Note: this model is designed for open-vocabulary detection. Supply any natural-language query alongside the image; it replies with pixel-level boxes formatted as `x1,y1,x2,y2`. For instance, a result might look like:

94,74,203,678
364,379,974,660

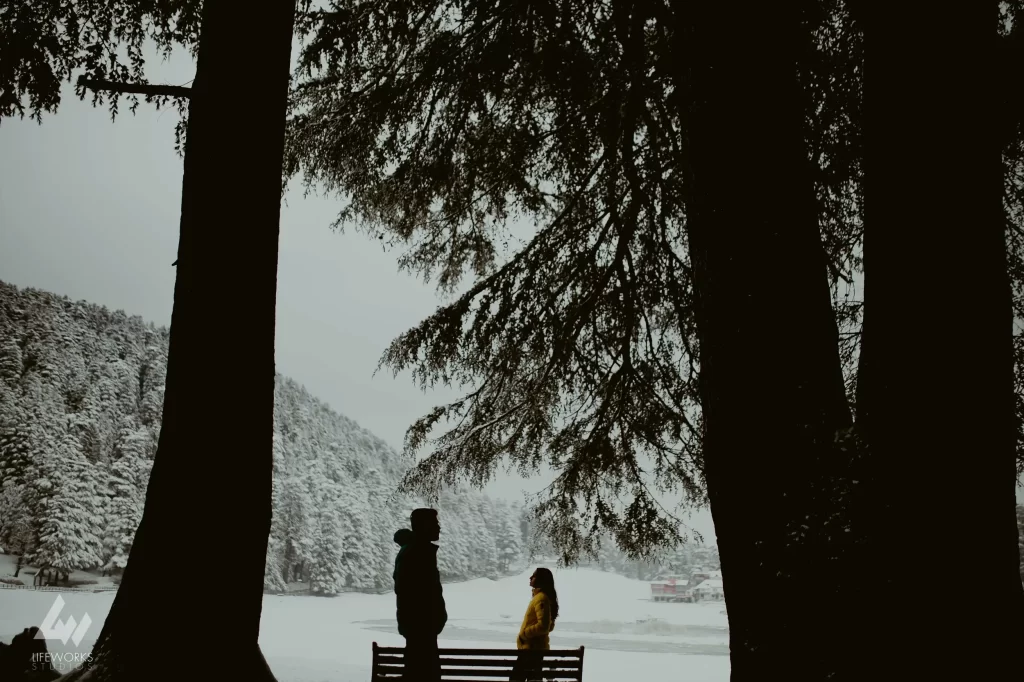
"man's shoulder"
407,540,439,554
399,541,438,565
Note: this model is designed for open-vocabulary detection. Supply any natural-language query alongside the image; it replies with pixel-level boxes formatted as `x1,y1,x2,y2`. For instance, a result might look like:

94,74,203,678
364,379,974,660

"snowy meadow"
0,567,730,682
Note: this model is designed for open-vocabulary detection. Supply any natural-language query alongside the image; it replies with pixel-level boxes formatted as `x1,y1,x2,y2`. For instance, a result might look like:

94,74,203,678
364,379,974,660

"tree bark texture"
853,3,1024,680
63,1,297,679
679,3,854,679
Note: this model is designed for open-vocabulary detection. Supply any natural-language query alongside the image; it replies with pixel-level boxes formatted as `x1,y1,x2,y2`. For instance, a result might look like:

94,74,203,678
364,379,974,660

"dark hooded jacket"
393,531,447,638
393,528,413,581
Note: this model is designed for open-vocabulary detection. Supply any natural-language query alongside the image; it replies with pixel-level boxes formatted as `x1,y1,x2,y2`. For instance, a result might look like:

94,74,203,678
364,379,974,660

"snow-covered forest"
526,522,722,582
0,280,530,595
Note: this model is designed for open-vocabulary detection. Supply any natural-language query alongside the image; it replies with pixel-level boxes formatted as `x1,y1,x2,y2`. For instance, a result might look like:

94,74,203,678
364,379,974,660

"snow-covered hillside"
0,567,730,682
0,280,528,596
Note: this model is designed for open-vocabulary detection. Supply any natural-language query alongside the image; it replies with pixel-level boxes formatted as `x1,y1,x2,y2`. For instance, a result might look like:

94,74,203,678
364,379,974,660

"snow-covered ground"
0,566,730,682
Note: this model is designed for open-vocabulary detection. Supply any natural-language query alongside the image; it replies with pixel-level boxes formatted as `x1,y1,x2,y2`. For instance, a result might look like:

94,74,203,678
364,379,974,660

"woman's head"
531,567,555,591
529,567,559,621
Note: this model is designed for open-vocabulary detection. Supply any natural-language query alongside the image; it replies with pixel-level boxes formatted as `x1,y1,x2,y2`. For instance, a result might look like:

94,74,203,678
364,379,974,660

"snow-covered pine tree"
0,335,22,384
265,431,289,589
337,483,377,589
77,370,122,464
137,332,168,432
0,479,35,563
279,474,316,582
469,495,499,578
494,502,523,574
436,489,473,579
31,430,104,578
308,484,346,595
264,534,288,592
101,427,152,573
363,468,401,589
0,422,35,485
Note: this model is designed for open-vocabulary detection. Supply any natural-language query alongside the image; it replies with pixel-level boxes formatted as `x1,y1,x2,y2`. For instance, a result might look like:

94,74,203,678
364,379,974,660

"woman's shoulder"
531,590,549,603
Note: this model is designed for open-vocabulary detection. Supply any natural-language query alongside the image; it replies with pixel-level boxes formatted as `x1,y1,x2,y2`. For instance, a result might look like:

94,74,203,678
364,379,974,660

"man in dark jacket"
394,508,447,681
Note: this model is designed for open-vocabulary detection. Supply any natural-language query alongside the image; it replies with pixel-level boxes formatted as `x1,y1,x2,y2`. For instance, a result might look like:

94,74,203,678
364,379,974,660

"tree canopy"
286,0,1024,561
286,0,862,561
0,0,201,147
5,0,1024,564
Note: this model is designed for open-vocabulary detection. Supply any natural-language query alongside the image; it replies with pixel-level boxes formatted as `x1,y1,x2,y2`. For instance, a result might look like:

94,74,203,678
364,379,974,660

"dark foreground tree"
1003,2,1024,482
288,1,862,678
290,0,711,557
851,3,1024,680
681,3,855,678
75,5,294,681
289,0,861,554
4,0,300,678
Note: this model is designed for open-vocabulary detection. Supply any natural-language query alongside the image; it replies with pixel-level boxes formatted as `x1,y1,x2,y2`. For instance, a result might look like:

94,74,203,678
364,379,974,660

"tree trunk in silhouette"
64,1,296,680
679,3,853,679
852,4,1024,680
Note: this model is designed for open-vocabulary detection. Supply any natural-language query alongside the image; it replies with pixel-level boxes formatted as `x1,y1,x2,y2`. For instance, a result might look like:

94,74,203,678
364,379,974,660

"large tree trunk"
852,4,1024,680
64,1,297,680
680,3,854,679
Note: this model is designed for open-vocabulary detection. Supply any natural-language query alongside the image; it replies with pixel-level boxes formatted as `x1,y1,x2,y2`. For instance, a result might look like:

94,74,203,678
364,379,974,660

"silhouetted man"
394,508,447,682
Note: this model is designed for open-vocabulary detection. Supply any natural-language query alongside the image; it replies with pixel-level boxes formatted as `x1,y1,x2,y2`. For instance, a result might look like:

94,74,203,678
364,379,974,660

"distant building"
692,578,725,602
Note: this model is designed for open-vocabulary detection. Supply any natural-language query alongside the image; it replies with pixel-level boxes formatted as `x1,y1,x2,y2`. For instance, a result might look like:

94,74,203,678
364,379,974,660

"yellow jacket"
516,588,555,650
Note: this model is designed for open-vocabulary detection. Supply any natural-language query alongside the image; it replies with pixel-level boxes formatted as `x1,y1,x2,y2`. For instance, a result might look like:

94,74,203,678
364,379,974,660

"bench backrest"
371,643,585,681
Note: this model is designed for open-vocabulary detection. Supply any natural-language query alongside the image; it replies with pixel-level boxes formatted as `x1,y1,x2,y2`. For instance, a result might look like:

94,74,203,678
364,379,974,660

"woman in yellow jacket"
511,568,559,681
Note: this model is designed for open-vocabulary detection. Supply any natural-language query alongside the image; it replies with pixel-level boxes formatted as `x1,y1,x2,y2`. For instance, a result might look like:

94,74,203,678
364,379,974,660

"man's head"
410,508,440,542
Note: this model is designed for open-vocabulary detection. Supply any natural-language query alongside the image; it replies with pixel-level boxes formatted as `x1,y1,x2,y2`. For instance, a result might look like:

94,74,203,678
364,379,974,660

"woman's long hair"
534,568,559,622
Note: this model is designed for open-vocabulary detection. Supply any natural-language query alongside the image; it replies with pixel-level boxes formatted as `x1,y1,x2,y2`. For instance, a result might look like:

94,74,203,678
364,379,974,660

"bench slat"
371,642,585,681
374,655,585,663
374,647,583,657
376,666,580,677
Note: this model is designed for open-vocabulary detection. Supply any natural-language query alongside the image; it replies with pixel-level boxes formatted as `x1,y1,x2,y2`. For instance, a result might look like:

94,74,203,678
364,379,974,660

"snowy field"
0,566,730,682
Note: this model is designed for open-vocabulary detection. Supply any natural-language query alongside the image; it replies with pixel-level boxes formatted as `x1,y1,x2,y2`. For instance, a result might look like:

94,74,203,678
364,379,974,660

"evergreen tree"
0,423,35,485
31,431,104,576
101,438,150,573
5,0,298,672
281,474,317,582
337,484,377,589
495,503,523,573
284,1,1024,674
0,336,22,384
138,335,168,431
264,535,288,593
309,493,346,595
847,4,1024,678
471,496,500,578
0,479,35,566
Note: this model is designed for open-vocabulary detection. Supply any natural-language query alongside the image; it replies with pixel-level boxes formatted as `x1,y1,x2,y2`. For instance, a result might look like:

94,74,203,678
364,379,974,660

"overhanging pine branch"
77,77,192,99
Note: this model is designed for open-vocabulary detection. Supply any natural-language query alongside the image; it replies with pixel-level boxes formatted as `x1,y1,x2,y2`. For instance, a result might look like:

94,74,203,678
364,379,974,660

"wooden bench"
371,643,586,682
